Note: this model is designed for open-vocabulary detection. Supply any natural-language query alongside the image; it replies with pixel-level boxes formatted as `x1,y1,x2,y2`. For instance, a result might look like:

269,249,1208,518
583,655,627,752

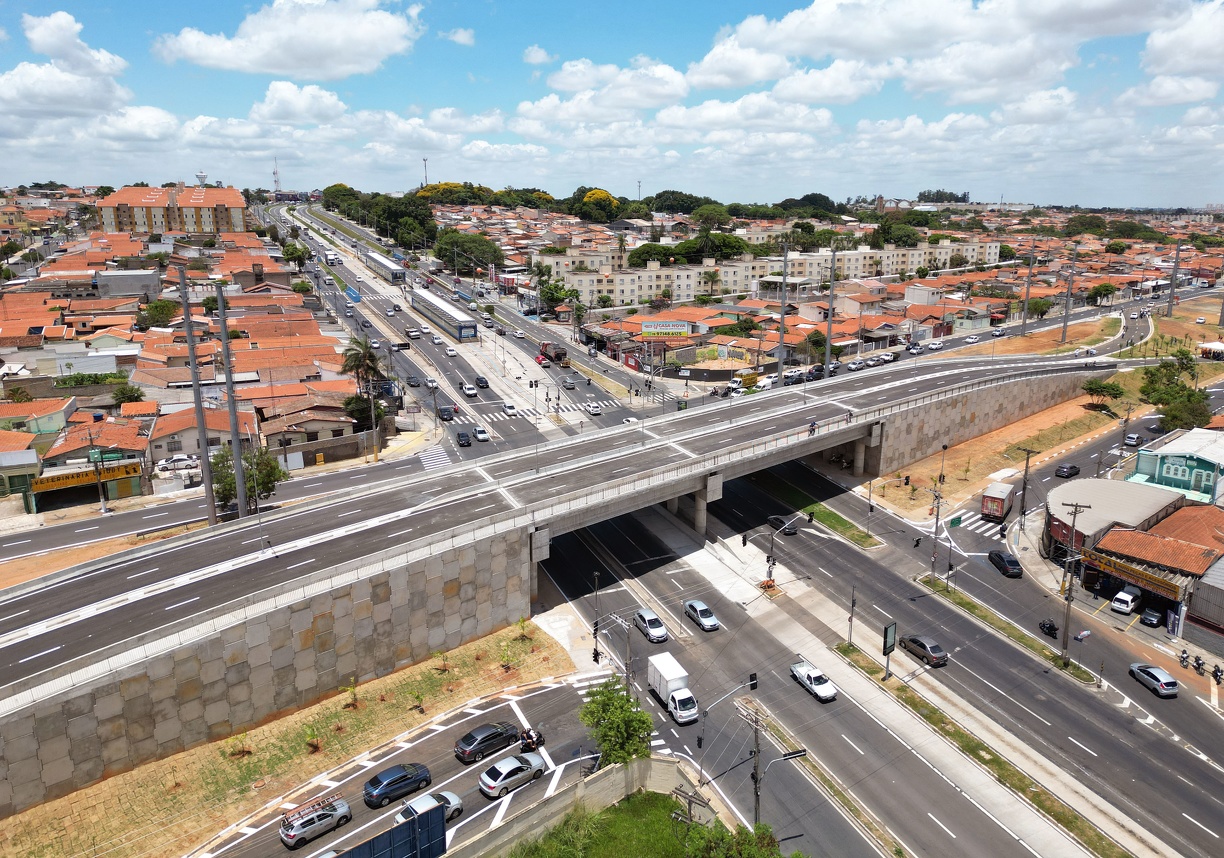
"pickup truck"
790,658,838,702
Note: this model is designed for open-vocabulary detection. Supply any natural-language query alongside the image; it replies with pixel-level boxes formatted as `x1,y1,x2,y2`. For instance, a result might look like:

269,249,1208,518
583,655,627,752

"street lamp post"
86,427,110,514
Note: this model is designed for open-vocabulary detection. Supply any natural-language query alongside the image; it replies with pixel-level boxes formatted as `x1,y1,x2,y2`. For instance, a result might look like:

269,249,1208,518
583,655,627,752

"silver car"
634,608,668,642
683,599,719,631
478,752,545,798
1129,663,1178,698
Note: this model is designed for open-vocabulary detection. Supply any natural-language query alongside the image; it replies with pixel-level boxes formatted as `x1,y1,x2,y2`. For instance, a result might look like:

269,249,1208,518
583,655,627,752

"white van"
753,377,774,391
1111,585,1142,615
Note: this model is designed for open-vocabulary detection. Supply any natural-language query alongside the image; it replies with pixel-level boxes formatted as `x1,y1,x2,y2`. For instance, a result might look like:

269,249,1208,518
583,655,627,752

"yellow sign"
1081,547,1184,600
32,462,142,493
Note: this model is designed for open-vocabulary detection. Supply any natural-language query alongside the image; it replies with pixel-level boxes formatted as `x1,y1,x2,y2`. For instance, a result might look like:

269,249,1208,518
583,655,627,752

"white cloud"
0,12,131,118
995,87,1077,125
350,109,462,150
460,140,549,162
517,92,622,124
1118,75,1218,108
90,106,181,142
427,107,504,134
523,45,556,65
601,58,689,109
685,35,791,88
772,59,899,104
249,81,348,123
1143,0,1224,77
547,58,620,91
904,36,1079,103
1181,104,1222,126
441,28,475,46
155,0,425,80
655,92,834,134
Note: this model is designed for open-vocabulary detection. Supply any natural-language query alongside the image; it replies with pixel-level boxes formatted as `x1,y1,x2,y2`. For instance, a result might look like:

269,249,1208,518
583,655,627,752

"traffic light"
741,534,748,547
948,562,954,572
904,475,910,486
592,648,600,663
748,672,758,690
914,537,922,548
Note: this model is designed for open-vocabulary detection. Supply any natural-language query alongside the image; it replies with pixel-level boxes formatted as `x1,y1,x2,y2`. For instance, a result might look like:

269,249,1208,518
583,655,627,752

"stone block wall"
0,524,531,817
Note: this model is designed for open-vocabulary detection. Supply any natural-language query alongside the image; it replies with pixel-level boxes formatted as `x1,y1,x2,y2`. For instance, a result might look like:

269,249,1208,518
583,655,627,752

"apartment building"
98,184,246,235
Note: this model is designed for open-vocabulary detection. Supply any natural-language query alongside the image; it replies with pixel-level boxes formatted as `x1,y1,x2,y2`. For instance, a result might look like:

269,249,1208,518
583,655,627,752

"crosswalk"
481,398,625,422
947,509,1007,539
418,446,452,471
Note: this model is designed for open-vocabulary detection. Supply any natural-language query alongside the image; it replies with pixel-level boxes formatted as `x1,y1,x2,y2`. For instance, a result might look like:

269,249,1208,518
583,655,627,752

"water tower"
195,170,208,187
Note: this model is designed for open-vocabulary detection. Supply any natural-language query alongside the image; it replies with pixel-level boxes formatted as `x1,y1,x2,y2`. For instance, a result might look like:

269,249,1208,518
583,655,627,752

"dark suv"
362,763,431,807
988,550,1023,578
455,721,520,763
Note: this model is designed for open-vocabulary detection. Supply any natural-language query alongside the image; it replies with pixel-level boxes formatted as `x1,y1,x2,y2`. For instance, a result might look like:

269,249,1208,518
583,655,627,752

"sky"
1,0,1223,209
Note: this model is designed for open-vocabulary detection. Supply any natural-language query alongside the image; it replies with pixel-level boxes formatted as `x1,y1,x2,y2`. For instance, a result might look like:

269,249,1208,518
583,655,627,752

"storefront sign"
1081,547,1184,600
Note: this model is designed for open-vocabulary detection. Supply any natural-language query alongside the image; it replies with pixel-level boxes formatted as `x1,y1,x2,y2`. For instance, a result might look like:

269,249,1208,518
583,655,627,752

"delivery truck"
981,482,1015,522
647,652,698,724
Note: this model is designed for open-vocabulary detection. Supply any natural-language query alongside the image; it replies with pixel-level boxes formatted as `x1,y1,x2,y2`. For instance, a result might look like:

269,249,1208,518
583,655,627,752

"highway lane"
547,516,1041,857
722,468,1224,856
0,359,1101,686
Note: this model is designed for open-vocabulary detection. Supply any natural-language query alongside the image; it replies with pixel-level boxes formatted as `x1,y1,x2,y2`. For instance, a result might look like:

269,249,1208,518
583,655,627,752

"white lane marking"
301,482,322,487
841,735,864,755
928,812,956,838
142,512,170,519
125,567,160,580
955,663,1051,726
164,597,199,612
873,605,892,618
1182,813,1219,838
74,526,99,533
1068,736,1098,757
337,509,363,517
0,609,30,623
18,645,61,664
1,539,31,547
818,567,832,577
285,559,314,570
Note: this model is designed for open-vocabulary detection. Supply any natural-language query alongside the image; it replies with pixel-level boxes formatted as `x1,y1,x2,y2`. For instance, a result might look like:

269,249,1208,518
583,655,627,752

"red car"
535,355,551,367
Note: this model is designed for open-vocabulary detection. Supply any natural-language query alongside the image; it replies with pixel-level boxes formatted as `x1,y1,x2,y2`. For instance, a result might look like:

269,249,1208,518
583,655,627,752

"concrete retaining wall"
0,525,531,817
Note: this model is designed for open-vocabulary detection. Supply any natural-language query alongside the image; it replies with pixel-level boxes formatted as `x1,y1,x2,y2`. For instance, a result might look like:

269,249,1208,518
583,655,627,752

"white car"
472,427,491,442
420,324,432,333
425,377,438,389
445,346,457,357
432,335,444,345
156,454,198,472
513,330,526,338
502,402,519,417
370,339,381,349
965,335,981,344
926,341,943,350
584,402,602,416
355,276,363,282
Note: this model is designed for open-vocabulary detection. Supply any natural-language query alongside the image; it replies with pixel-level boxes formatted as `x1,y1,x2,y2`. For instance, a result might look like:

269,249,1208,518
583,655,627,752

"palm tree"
341,336,384,388
701,269,721,297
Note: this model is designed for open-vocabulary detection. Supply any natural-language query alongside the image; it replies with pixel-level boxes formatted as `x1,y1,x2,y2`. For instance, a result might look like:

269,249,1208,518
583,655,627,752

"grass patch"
750,471,880,548
1081,317,1121,345
835,644,1131,858
506,793,697,858
915,573,1096,683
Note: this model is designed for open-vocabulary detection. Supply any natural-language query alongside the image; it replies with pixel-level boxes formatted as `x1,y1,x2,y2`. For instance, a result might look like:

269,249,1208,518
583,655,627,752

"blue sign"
345,286,361,302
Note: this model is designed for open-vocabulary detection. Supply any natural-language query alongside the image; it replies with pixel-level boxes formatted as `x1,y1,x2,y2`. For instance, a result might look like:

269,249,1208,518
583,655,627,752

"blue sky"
2,1,1222,208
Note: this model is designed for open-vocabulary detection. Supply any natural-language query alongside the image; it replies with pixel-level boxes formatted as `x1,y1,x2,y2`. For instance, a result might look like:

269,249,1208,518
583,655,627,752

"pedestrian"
808,421,816,436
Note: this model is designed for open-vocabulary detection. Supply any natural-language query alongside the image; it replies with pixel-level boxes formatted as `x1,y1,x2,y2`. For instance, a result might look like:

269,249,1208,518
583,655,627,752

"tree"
433,230,504,274
1064,214,1107,236
1081,379,1123,409
341,335,385,389
344,394,385,433
999,244,1017,261
577,678,654,765
137,299,178,329
112,383,145,405
1087,283,1117,305
201,295,222,315
5,386,33,403
701,269,721,297
688,821,803,858
95,185,115,198
916,266,929,278
1,240,21,257
282,241,307,271
596,294,614,308
1027,298,1053,319
627,243,680,267
211,445,288,513
691,203,731,230
948,253,970,269
1105,239,1128,256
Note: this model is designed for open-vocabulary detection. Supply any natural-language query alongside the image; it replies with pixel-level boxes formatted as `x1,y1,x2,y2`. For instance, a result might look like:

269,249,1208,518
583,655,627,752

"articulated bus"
410,288,479,342
366,250,407,284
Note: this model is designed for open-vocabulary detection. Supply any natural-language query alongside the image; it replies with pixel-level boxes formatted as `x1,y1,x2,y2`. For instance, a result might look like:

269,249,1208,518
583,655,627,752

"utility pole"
422,158,428,187
1060,502,1091,667
743,706,764,826
1060,242,1079,343
178,263,218,525
848,583,857,645
823,247,837,374
214,282,247,517
1020,234,1036,337
1166,241,1181,319
1019,446,1039,529
86,426,109,514
592,569,601,664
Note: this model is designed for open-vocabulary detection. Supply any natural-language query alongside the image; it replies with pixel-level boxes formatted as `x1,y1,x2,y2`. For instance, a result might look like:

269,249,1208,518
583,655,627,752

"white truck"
790,657,838,702
647,652,698,724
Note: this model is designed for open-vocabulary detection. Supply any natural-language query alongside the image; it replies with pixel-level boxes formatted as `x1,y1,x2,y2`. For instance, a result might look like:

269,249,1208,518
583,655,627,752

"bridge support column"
693,472,724,536
666,497,679,516
853,439,867,477
530,526,551,603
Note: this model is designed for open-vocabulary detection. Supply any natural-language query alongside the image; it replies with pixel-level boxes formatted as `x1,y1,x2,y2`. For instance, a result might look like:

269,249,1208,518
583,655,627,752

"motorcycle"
1213,665,1223,686
1194,655,1205,676
1038,618,1058,638
520,730,545,753
1179,649,1190,668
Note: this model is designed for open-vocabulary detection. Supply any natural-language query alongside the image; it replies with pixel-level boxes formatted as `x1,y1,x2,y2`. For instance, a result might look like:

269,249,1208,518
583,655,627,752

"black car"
988,549,1023,578
455,721,520,763
474,376,489,389
362,763,431,808
767,515,797,535
361,319,372,328
406,375,421,387
1054,463,1080,478
456,431,472,447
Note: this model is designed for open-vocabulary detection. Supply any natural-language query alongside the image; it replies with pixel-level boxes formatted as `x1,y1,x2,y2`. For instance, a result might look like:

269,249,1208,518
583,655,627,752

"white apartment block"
99,184,246,235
